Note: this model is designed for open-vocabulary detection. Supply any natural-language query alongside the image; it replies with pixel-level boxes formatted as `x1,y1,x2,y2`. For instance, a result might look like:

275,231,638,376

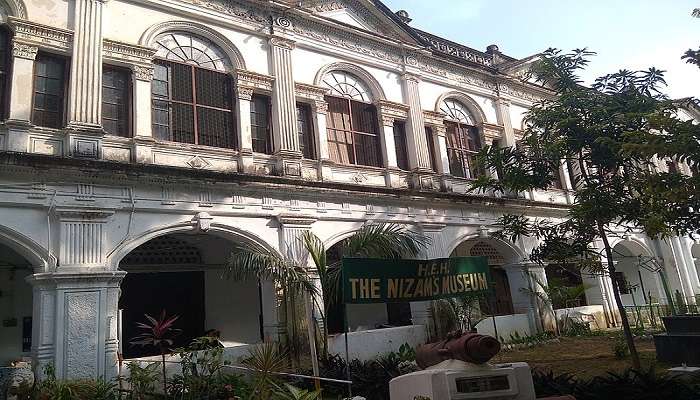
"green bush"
533,368,700,400
612,334,629,359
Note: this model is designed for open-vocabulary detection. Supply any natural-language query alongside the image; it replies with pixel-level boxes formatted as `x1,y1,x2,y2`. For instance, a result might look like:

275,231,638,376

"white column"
132,65,154,164
494,98,516,147
417,223,448,339
504,263,546,334
379,114,399,169
679,237,700,298
5,42,37,152
29,208,123,380
670,237,696,303
67,0,105,132
236,86,254,173
269,37,299,155
313,101,330,160
434,124,451,176
401,73,431,171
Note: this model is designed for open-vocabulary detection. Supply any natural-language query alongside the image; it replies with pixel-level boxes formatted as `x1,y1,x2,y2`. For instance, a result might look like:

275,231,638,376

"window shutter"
32,54,67,129
102,66,131,137
393,121,409,170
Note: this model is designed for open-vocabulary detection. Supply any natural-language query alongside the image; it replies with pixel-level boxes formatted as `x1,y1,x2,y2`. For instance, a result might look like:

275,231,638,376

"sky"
382,0,700,99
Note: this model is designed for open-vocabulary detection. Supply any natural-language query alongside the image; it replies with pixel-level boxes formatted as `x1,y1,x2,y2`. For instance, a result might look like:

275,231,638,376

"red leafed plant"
130,310,181,393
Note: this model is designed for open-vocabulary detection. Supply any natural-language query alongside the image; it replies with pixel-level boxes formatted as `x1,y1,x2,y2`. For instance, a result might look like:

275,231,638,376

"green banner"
342,257,492,304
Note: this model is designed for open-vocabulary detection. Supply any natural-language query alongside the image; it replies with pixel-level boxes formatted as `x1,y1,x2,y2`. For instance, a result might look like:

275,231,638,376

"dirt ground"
491,335,660,379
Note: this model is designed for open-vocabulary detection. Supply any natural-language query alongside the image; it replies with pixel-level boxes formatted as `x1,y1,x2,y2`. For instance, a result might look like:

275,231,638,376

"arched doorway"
612,241,660,307
118,233,266,359
0,242,34,365
325,241,413,334
451,239,517,316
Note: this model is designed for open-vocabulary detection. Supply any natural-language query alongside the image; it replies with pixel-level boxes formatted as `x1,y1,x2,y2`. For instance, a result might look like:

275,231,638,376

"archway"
612,240,660,307
117,232,268,359
0,242,34,365
324,240,412,334
451,238,520,316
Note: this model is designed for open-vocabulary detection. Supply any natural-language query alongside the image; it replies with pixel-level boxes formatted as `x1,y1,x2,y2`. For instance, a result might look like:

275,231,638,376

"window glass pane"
102,66,130,137
0,29,8,119
250,95,271,154
172,103,195,144
171,63,193,103
197,107,234,149
32,54,65,128
393,121,409,170
195,68,232,109
296,103,315,159
326,97,354,164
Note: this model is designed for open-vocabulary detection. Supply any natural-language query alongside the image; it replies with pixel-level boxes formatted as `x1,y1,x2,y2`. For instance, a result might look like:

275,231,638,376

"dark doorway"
119,271,205,358
481,268,514,316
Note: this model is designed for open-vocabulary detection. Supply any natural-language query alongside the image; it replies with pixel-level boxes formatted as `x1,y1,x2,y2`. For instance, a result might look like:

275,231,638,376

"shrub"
612,334,629,359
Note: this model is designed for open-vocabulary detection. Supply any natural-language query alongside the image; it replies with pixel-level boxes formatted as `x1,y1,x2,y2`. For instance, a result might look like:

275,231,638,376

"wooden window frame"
445,121,482,178
102,64,132,137
151,59,236,149
296,102,316,159
31,53,69,129
325,96,383,168
393,120,409,170
250,94,272,155
425,126,438,172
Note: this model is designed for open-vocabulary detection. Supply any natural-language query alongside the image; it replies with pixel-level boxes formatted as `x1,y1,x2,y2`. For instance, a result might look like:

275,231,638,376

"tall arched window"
441,99,482,178
0,27,10,119
151,32,236,149
323,71,382,167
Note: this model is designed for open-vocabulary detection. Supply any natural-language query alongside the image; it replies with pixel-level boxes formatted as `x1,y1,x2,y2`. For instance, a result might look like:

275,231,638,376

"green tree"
472,49,700,369
225,224,429,356
685,8,700,67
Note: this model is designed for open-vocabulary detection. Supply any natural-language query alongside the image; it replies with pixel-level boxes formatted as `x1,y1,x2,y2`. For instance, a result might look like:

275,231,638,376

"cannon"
415,331,501,369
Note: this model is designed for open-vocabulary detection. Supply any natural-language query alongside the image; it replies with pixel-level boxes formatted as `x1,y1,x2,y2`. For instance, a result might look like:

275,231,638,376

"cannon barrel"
416,332,501,369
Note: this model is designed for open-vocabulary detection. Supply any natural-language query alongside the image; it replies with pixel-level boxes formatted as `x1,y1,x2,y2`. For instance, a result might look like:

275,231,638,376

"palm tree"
225,223,429,355
693,8,700,17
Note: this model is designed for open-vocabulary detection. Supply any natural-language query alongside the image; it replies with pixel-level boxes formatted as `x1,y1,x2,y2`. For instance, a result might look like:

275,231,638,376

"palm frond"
341,223,430,259
302,231,326,273
225,247,318,296
693,8,700,17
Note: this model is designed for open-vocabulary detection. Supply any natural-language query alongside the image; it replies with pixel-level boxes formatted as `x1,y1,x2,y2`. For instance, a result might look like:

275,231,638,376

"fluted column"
434,124,451,176
269,37,299,154
379,113,399,169
401,73,431,171
67,0,105,132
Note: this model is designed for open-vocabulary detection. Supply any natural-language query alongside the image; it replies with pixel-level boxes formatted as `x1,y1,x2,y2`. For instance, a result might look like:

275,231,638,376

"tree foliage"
472,48,700,369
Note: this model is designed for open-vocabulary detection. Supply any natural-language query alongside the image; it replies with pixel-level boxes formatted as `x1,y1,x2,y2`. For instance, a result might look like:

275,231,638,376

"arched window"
0,26,10,119
151,32,236,149
441,99,482,178
323,71,382,167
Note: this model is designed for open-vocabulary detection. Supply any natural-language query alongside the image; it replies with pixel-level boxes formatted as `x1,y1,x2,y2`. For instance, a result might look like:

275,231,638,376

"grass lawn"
491,334,662,379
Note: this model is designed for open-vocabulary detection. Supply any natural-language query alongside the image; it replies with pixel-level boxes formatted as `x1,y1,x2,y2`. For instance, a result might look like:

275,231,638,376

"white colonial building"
0,0,698,381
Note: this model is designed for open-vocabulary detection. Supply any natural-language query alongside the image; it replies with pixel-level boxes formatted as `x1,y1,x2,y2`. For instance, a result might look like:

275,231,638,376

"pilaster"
377,100,407,188
503,263,546,334
67,0,106,133
5,41,37,152
294,82,331,180
494,98,516,147
55,207,114,269
401,73,431,171
269,37,302,176
236,86,255,173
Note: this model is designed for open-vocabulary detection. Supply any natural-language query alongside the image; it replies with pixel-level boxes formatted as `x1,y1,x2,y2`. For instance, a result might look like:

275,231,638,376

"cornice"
295,82,328,102
103,39,156,66
8,17,73,53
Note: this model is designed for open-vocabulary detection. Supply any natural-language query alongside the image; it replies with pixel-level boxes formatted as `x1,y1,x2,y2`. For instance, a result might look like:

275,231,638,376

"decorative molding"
269,36,295,50
236,70,275,92
314,62,386,101
139,19,247,70
9,17,73,53
103,39,155,66
11,40,37,59
423,110,446,126
416,31,493,67
378,100,409,120
295,82,328,102
186,155,212,169
237,86,254,101
133,65,155,82
276,214,317,227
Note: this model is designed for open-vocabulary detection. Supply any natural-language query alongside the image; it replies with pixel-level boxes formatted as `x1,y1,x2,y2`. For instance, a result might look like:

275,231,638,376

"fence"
623,304,700,330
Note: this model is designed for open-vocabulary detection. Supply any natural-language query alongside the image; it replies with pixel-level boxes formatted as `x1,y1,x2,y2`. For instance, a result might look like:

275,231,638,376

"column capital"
133,65,154,82
276,214,317,228
12,40,38,60
269,36,296,51
402,72,422,83
237,85,254,101
314,100,328,114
